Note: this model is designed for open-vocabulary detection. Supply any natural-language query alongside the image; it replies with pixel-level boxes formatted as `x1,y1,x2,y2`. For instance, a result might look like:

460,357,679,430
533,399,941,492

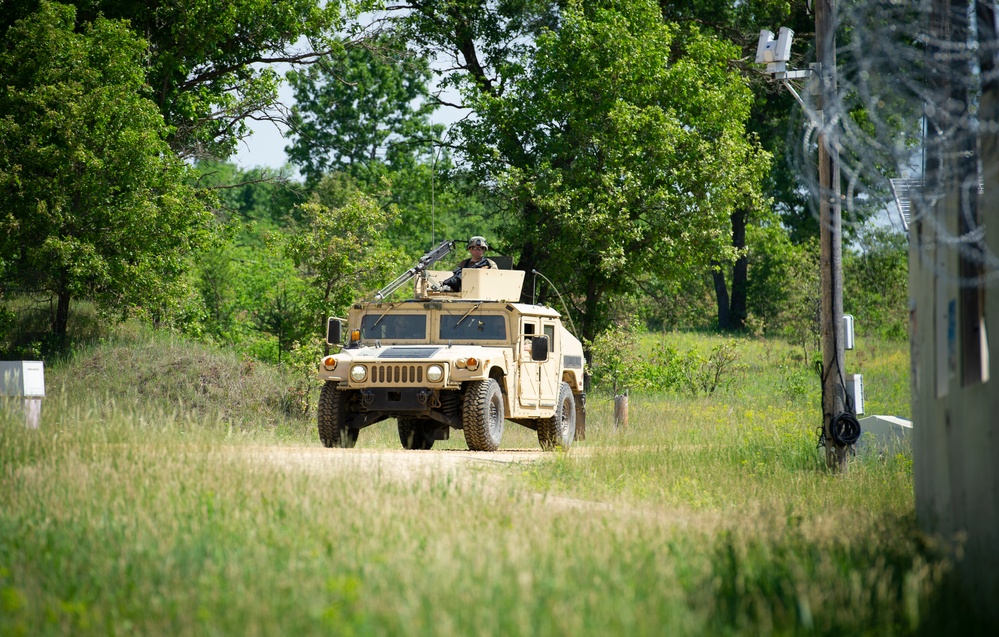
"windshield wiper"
453,303,482,329
370,303,399,329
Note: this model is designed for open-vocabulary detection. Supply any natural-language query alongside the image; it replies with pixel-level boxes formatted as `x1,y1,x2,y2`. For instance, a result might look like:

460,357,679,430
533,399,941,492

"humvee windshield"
439,314,507,341
360,314,427,340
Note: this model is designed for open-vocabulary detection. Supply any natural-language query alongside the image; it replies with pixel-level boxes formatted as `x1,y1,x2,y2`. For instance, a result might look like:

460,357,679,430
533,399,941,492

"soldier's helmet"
467,236,489,250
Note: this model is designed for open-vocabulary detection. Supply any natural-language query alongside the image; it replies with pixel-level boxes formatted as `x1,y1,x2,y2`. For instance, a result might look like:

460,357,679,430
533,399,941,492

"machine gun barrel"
374,240,454,300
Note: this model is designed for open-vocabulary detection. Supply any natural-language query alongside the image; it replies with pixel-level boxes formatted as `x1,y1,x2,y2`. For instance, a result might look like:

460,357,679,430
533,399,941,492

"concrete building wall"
910,49,999,611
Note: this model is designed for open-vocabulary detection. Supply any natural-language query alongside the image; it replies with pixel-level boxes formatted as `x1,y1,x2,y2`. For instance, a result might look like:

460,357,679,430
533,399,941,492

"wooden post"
815,0,849,469
614,390,629,429
23,397,41,429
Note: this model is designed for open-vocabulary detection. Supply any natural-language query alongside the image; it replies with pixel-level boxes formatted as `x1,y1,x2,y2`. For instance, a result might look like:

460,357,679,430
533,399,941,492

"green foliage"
586,321,643,394
282,337,326,416
182,241,314,362
378,162,502,259
195,161,306,238
285,173,404,320
0,2,214,339
286,35,442,184
845,226,909,340
589,327,745,397
452,0,769,340
23,0,356,159
740,225,826,356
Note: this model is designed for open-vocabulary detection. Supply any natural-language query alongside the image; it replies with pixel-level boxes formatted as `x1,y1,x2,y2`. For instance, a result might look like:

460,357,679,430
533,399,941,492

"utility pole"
756,4,858,469
815,0,849,469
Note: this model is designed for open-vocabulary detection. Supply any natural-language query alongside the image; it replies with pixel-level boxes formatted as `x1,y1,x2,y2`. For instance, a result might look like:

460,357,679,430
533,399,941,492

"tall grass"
1,327,991,635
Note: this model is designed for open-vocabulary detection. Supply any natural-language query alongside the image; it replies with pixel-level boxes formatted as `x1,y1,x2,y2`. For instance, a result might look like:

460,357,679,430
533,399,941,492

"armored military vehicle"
317,241,586,451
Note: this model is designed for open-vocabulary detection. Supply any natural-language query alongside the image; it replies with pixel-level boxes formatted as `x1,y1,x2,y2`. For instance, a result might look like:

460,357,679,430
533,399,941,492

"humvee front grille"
370,364,424,385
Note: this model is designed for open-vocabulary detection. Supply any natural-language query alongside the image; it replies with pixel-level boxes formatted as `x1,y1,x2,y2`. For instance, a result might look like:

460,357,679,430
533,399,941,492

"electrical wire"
830,411,862,446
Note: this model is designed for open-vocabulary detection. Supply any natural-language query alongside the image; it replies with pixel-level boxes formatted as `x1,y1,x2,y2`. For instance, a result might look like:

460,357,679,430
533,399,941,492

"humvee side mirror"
531,335,550,361
326,317,342,345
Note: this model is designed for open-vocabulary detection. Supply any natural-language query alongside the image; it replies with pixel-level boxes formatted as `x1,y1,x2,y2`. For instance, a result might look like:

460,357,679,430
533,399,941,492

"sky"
231,80,296,172
232,117,292,171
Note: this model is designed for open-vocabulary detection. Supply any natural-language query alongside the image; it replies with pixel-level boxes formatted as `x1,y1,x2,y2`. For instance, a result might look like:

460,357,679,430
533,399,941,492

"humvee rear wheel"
538,382,576,451
462,378,504,451
318,382,358,448
398,418,436,450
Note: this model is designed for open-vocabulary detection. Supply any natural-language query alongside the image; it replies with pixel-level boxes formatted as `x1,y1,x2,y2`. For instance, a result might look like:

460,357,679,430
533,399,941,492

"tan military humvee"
317,263,586,451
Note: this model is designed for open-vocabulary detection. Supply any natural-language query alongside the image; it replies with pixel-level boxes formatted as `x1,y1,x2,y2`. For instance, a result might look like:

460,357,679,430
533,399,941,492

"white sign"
0,361,46,397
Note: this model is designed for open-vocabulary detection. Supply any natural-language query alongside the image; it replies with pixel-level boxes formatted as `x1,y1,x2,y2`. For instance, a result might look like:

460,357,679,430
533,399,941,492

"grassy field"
0,325,989,635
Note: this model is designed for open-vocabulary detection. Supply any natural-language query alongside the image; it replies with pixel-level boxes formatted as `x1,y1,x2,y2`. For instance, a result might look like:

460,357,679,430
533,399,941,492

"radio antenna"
531,269,578,338
431,140,437,245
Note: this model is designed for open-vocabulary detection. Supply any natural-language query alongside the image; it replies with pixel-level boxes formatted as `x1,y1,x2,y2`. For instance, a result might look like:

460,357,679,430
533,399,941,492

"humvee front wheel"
398,418,436,450
318,382,358,448
538,382,576,451
462,378,504,451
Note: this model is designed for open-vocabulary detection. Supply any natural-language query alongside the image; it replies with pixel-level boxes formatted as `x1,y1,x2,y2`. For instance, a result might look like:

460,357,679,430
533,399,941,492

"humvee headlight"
426,365,444,382
455,358,467,369
465,357,480,371
322,356,338,371
349,365,367,382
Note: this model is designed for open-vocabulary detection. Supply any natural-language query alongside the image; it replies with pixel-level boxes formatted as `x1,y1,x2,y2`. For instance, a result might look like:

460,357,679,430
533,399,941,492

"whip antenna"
531,269,578,338
431,140,436,245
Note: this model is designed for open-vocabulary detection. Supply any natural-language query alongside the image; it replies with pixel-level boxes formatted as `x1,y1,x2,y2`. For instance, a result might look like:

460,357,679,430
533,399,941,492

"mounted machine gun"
374,240,454,300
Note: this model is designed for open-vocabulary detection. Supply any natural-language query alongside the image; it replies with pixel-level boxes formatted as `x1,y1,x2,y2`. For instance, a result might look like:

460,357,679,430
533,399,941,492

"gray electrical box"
1,361,45,397
1,361,45,430
843,314,855,350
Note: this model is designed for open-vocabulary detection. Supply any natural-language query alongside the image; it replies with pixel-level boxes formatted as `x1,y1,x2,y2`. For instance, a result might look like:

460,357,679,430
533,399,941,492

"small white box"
845,373,863,414
843,314,855,350
0,361,46,397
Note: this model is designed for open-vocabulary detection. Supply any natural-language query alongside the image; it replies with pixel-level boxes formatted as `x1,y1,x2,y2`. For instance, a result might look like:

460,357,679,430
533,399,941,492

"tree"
2,0,357,160
844,226,908,340
0,2,213,339
284,174,405,325
285,35,443,184
448,0,769,342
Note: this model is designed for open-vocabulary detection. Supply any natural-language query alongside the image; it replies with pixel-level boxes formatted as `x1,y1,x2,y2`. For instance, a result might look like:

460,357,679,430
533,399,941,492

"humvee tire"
318,382,358,448
538,382,576,451
462,378,504,451
398,417,436,450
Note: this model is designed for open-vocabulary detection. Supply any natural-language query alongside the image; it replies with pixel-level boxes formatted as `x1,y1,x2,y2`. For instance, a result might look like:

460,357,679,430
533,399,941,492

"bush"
589,326,744,396
845,227,908,340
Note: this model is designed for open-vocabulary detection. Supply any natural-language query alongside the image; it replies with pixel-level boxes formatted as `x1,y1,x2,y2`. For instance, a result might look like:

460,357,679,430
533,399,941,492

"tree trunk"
53,276,71,339
729,208,749,330
713,208,750,331
712,262,731,330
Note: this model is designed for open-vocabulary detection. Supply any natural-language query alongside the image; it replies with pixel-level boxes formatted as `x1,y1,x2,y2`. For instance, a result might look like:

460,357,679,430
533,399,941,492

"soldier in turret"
440,236,497,291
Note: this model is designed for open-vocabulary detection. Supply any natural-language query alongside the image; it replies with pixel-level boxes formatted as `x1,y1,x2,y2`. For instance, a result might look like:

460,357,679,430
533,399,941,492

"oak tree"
0,2,213,338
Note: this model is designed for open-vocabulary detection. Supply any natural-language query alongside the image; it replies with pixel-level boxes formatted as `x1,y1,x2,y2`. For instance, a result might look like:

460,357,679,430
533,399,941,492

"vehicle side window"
544,324,556,350
522,322,538,356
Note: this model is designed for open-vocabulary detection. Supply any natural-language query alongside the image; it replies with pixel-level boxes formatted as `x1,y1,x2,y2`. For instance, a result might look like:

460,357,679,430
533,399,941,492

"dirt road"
237,446,550,483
